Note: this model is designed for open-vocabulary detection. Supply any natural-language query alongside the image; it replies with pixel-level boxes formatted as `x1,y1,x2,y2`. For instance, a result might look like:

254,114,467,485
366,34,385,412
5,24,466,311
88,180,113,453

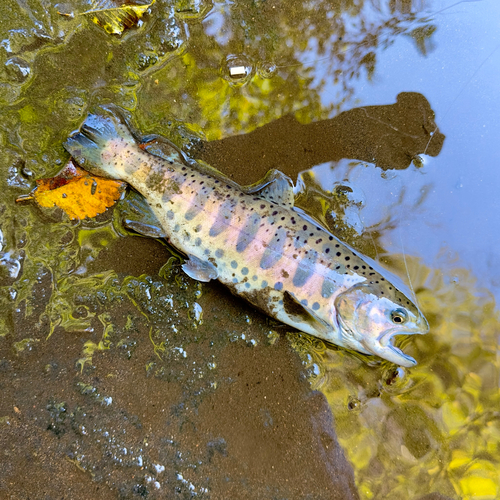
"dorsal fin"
243,169,295,207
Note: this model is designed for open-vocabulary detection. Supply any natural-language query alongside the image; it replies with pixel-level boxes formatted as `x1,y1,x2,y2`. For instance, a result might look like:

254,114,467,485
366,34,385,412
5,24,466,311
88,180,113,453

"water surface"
0,0,499,498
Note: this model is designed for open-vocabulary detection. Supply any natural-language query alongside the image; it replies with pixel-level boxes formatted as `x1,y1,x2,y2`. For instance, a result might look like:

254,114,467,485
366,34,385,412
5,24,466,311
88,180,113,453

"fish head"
334,283,429,367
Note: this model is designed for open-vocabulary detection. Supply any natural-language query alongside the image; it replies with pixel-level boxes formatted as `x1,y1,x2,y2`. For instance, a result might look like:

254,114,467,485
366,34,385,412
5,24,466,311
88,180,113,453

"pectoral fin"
282,291,330,336
182,254,219,282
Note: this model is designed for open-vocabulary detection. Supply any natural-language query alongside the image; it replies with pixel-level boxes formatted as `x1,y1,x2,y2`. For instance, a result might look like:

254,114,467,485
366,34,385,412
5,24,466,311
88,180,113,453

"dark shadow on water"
190,92,445,184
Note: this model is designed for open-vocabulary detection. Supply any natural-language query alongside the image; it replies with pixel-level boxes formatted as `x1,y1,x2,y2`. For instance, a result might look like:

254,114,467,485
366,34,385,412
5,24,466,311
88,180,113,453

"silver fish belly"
64,106,429,367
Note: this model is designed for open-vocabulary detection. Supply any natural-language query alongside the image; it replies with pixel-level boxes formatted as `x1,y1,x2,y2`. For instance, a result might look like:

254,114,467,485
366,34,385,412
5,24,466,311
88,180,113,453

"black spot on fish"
231,260,238,269
241,267,249,275
215,249,224,258
274,282,283,291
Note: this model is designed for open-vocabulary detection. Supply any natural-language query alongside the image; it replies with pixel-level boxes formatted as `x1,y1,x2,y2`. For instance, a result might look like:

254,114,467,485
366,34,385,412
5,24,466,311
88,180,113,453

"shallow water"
1,0,499,498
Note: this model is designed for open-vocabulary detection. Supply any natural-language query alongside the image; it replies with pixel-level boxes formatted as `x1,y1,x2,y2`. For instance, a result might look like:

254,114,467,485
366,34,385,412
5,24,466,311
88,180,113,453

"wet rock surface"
0,234,359,499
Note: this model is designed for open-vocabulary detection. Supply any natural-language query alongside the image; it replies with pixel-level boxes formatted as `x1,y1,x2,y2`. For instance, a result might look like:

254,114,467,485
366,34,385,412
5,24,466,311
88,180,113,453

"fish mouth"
375,331,418,367
370,325,428,367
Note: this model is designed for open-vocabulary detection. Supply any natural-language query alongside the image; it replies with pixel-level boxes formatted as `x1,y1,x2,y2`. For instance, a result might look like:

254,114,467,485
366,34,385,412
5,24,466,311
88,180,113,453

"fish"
64,105,429,367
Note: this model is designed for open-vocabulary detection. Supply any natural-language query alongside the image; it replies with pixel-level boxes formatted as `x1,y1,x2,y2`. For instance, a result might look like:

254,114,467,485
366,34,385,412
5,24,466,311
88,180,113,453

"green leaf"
81,0,156,35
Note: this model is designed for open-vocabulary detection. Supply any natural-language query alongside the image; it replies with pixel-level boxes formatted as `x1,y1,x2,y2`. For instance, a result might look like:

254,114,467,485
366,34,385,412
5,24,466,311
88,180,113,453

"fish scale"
129,157,366,321
64,106,429,367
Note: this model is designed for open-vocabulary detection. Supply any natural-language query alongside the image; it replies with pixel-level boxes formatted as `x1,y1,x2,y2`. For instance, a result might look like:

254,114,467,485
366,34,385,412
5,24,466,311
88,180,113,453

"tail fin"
64,105,137,179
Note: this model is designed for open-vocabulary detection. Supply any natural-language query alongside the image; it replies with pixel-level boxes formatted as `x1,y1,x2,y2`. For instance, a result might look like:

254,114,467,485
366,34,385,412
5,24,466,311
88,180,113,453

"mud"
0,234,359,499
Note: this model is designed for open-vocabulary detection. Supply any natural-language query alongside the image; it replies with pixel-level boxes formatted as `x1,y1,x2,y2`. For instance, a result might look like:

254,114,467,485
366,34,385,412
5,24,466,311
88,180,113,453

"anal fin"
117,190,166,238
123,220,166,238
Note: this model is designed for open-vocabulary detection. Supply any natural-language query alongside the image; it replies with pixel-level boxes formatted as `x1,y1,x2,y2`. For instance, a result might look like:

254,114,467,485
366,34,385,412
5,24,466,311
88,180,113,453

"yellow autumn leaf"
81,0,156,35
17,159,126,220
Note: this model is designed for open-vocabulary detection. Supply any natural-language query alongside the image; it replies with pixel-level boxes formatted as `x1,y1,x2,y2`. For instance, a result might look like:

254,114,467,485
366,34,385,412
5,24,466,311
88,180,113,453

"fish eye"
391,309,408,324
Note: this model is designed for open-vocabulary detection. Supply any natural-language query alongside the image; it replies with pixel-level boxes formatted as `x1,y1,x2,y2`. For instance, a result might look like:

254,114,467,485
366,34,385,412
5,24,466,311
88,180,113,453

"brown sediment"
0,235,359,499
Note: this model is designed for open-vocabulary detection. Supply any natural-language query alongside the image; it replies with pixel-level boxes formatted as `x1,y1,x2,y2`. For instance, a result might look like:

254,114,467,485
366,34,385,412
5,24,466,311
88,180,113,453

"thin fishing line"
369,230,380,262
424,39,500,154
398,224,418,304
271,0,487,71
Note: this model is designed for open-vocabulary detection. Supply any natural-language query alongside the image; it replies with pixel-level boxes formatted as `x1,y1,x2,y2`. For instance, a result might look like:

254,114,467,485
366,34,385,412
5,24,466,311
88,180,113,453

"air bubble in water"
258,62,277,79
221,54,253,86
